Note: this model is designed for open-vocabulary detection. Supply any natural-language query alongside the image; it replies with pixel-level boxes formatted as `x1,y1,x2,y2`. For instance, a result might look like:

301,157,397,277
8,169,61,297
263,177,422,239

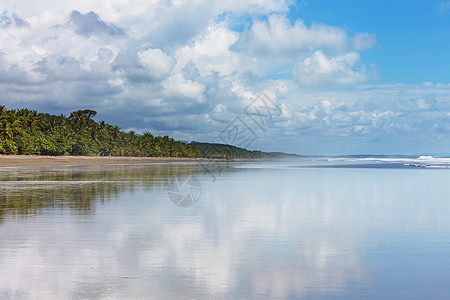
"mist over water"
0,160,449,299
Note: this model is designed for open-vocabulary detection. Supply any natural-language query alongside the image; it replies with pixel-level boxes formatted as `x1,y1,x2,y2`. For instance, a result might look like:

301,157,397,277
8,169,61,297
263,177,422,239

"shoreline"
0,155,233,168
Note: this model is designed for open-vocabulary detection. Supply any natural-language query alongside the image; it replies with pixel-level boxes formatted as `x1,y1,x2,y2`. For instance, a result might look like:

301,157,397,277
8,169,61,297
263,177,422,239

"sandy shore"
0,155,216,168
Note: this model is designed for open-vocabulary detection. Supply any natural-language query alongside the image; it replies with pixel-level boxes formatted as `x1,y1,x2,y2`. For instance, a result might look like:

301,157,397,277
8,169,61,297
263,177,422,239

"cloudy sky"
1,0,449,155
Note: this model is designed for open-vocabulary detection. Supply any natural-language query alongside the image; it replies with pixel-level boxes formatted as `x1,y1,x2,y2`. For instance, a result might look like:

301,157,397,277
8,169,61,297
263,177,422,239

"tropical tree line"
0,106,200,157
191,142,281,159
0,106,288,159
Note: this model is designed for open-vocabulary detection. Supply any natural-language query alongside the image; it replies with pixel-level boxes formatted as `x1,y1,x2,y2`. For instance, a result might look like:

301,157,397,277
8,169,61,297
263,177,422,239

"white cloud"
161,73,205,101
175,22,240,77
69,10,125,37
265,83,450,154
352,32,377,50
293,50,370,87
138,48,174,80
231,14,375,56
2,0,448,155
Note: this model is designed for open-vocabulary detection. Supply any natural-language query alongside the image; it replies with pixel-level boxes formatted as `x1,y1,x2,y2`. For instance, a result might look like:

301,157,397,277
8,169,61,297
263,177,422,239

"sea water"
0,158,449,299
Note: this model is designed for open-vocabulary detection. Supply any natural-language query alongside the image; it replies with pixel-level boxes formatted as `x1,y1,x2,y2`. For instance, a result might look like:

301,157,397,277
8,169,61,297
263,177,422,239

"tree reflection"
0,163,231,222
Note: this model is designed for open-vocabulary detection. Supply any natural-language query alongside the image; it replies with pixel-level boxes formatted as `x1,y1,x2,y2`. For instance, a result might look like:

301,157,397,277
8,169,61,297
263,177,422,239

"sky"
0,0,449,155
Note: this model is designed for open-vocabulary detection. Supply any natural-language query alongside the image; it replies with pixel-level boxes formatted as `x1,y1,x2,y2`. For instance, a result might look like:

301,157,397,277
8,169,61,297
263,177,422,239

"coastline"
0,155,228,168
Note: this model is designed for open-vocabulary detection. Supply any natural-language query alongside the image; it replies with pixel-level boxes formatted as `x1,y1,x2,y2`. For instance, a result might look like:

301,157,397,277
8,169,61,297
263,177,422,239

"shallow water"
0,160,449,299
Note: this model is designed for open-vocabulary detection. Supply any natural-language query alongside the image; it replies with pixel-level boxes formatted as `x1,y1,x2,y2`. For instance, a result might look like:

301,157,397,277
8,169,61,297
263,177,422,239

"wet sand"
0,155,216,168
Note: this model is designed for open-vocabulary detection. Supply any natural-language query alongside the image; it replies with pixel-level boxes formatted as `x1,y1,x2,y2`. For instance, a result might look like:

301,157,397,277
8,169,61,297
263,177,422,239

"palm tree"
0,105,7,117
0,118,23,140
98,121,108,135
69,109,97,133
18,108,41,132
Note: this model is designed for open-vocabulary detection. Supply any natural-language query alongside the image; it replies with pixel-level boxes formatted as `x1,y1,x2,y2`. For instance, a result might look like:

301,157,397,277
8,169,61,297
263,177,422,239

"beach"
1,159,449,298
0,155,213,168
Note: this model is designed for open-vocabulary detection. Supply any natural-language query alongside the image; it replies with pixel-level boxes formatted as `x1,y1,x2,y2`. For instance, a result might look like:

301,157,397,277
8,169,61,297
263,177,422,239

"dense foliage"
0,106,289,159
0,106,200,157
191,142,279,159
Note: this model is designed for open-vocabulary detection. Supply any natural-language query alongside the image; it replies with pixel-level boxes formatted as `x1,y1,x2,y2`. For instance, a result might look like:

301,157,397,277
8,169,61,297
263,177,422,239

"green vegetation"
0,106,291,159
191,142,279,159
0,106,200,157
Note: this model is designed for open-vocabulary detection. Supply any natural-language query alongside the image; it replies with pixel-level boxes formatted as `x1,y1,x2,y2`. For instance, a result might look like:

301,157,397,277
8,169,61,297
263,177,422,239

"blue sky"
288,0,450,84
0,0,449,155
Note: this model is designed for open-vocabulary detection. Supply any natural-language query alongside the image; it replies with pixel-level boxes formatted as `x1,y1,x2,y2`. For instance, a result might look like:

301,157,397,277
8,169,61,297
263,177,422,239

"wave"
320,155,450,169
418,155,435,160
235,156,450,170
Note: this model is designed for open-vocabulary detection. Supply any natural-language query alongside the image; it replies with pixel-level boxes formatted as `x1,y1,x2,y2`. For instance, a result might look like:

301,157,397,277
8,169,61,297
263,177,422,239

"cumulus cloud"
0,10,29,28
293,51,371,87
138,48,174,80
161,73,205,101
182,60,201,81
175,22,240,77
1,0,447,154
36,55,88,82
0,52,42,85
111,52,148,82
267,83,450,154
231,14,375,56
70,10,125,36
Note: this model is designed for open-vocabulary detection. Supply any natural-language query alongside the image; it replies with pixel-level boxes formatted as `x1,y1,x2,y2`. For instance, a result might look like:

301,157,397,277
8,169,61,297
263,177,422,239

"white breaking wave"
301,156,450,169
235,156,450,169
418,155,435,160
328,156,450,168
402,156,450,168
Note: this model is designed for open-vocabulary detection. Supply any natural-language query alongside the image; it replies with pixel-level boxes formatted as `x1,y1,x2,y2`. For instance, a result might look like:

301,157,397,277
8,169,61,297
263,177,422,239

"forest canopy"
0,106,285,159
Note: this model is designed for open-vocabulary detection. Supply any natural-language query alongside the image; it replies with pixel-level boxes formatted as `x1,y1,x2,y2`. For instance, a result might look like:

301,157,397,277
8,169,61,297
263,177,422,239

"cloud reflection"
0,163,368,299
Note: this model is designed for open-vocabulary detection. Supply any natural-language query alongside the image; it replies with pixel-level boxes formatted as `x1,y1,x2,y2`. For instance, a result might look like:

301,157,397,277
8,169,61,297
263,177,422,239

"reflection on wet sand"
1,162,449,299
0,163,228,222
